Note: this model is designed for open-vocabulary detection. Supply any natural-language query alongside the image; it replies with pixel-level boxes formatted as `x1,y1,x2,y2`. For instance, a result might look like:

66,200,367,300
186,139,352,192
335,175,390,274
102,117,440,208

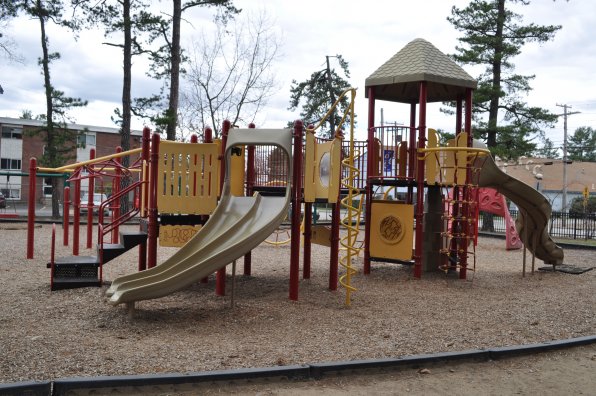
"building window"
0,158,22,170
77,132,96,147
43,177,53,196
1,188,20,200
1,126,23,139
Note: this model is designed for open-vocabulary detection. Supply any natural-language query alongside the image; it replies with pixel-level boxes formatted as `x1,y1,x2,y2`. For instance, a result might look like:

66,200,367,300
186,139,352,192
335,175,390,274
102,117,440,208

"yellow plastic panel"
304,135,342,203
425,129,439,183
157,141,219,215
159,225,202,247
230,145,245,197
328,138,341,203
304,132,316,202
369,201,414,261
397,141,408,178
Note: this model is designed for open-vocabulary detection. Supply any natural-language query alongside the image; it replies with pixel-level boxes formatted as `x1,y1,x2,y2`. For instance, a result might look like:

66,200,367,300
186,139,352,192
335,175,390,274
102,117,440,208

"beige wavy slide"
475,143,564,265
106,128,293,305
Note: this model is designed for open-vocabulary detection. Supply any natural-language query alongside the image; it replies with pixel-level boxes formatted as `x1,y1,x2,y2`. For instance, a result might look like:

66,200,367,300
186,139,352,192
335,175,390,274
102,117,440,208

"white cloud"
1,0,594,144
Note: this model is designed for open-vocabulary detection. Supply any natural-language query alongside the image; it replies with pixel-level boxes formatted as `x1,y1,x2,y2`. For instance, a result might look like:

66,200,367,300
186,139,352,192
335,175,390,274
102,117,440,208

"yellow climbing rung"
157,141,220,215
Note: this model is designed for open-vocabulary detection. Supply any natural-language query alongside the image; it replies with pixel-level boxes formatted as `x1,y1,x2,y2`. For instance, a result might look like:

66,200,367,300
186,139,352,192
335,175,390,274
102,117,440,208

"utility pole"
556,103,580,213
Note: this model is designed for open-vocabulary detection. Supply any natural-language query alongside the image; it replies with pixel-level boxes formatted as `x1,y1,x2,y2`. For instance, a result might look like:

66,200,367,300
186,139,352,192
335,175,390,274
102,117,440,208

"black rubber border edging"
2,335,592,396
0,380,51,396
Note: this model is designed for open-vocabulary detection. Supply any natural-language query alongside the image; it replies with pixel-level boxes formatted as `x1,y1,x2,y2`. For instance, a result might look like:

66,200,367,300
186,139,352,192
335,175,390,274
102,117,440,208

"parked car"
80,193,109,216
0,192,6,209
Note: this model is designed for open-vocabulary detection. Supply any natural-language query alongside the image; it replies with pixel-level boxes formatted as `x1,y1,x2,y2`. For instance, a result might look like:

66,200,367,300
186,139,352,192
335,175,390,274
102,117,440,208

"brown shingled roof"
365,38,477,103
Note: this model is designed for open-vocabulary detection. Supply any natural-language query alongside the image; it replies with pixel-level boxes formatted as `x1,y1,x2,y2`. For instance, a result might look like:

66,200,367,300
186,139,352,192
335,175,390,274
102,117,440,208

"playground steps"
49,230,147,291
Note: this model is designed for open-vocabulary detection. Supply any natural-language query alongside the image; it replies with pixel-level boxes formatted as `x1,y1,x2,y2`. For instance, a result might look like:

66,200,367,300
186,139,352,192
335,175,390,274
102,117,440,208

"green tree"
534,137,560,158
569,196,595,215
447,0,561,159
567,126,596,162
2,0,87,218
288,54,353,138
72,0,167,212
145,0,239,141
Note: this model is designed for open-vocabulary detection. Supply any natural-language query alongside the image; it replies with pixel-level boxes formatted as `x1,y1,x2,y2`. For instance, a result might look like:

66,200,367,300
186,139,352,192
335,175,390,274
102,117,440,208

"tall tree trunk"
482,0,506,232
166,0,181,141
37,0,60,218
487,0,505,149
120,0,132,213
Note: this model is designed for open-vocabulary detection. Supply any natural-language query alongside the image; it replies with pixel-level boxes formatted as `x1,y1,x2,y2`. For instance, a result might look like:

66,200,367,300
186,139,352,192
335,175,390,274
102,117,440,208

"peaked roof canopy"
365,38,477,103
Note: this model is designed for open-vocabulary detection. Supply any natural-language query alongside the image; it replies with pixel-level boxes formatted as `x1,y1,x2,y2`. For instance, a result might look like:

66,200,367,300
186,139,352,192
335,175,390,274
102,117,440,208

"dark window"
0,158,22,170
1,126,23,139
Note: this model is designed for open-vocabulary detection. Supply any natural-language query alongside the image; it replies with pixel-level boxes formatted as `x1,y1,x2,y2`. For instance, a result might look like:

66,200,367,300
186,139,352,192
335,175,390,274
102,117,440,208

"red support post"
414,82,428,278
112,146,122,244
289,120,304,300
26,158,37,259
455,97,463,134
363,87,376,274
138,127,151,271
216,120,231,296
141,127,151,218
303,202,312,279
244,123,256,276
459,88,474,280
63,186,70,246
329,201,340,290
200,127,213,283
407,103,417,204
86,148,96,249
147,133,160,269
73,178,81,256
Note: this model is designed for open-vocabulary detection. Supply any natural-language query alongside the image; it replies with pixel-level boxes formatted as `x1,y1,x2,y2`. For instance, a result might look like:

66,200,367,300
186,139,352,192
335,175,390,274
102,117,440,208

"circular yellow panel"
379,215,404,245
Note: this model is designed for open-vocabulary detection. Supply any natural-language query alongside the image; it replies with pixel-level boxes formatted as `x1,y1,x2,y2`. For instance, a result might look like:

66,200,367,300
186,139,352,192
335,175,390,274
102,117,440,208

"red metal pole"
86,148,96,249
141,127,151,218
455,97,463,134
407,103,417,204
244,123,255,276
204,127,213,143
216,120,231,296
26,158,37,259
329,201,340,290
303,202,312,279
63,186,70,246
289,120,303,300
147,133,160,269
363,87,375,274
137,127,151,271
73,177,81,256
200,127,213,283
51,223,56,290
414,82,428,279
459,88,474,280
302,124,315,279
112,146,122,244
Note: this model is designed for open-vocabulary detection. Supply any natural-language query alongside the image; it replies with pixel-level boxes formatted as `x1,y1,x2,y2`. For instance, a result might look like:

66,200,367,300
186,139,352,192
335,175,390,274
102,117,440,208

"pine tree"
288,55,353,138
2,0,87,217
567,126,596,162
447,0,561,159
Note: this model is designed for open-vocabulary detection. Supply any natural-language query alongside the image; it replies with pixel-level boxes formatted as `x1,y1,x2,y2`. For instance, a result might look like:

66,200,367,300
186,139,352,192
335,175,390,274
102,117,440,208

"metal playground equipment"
26,37,564,309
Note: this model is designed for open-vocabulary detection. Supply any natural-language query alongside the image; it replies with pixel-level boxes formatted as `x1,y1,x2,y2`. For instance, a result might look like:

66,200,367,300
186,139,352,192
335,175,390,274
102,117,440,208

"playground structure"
27,38,565,307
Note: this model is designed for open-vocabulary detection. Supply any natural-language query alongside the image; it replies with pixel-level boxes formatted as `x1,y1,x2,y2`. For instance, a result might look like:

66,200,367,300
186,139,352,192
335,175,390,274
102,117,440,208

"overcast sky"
1,0,595,146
